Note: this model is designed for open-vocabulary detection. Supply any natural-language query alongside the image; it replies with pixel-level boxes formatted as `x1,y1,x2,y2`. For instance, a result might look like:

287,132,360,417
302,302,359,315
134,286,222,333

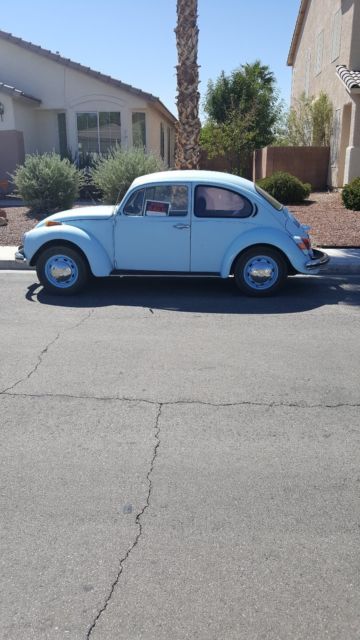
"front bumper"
305,248,329,270
15,245,27,263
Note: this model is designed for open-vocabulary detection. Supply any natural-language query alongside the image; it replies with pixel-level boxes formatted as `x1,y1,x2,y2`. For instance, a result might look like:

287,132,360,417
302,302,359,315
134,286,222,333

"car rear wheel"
234,246,287,296
36,245,89,295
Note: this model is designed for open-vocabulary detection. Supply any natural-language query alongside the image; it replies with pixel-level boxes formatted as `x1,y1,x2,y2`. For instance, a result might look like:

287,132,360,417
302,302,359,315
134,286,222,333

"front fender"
220,227,308,277
24,225,113,277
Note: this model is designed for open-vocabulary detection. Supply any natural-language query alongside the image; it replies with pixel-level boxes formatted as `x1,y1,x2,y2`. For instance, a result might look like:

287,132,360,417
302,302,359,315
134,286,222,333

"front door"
115,183,190,271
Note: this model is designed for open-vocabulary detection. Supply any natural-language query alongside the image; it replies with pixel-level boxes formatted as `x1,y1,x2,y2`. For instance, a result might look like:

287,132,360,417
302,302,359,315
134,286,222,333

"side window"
194,185,253,218
123,185,188,217
123,189,145,215
144,185,188,217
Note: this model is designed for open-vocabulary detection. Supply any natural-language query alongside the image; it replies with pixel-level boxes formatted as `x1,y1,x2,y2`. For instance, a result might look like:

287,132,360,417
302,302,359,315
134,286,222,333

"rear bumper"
305,249,329,270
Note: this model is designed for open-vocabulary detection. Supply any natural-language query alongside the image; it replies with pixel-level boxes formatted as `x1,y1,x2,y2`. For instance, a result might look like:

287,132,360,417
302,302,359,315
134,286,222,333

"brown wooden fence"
253,146,330,190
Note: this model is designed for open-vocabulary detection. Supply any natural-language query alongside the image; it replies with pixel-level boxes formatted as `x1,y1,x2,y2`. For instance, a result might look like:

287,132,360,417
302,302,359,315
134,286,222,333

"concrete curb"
0,247,34,270
0,246,360,276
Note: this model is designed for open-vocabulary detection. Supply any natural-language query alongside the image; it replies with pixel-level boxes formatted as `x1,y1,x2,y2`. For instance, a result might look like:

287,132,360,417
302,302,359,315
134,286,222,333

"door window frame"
122,183,189,218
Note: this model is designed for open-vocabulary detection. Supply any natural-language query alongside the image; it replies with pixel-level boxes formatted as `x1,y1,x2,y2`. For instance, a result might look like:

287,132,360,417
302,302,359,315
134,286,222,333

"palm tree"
175,0,201,169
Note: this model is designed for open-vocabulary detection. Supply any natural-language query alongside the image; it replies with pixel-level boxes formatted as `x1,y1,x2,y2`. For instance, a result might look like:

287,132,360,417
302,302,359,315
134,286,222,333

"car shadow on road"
25,274,360,314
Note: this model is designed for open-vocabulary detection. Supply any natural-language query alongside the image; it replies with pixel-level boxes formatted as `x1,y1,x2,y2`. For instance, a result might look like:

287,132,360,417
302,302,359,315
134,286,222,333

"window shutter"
331,10,341,62
315,31,324,75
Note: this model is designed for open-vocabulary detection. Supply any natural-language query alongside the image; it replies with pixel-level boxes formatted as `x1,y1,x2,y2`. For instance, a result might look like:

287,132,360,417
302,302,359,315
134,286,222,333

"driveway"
1,273,360,639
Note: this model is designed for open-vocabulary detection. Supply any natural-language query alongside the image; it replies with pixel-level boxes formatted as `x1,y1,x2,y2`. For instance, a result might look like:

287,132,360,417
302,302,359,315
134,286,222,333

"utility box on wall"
253,146,330,190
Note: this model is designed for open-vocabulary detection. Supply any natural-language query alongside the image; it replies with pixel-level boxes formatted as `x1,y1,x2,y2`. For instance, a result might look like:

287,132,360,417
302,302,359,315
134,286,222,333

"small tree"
312,92,333,146
286,93,313,146
284,91,333,146
200,109,256,175
201,61,282,175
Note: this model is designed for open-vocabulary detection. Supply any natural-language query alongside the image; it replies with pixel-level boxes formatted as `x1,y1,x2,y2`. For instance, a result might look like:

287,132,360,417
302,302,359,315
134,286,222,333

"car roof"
131,170,256,194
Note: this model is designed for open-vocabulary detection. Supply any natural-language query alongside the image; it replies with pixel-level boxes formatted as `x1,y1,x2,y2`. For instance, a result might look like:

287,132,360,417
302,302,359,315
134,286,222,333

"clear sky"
2,0,299,118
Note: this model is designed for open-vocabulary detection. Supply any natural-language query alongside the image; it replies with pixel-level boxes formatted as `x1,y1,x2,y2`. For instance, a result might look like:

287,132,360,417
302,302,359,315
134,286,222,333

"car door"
190,184,256,272
114,183,190,271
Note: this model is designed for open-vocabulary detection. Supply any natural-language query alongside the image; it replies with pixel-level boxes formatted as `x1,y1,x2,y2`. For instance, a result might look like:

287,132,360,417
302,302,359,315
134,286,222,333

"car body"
16,170,329,296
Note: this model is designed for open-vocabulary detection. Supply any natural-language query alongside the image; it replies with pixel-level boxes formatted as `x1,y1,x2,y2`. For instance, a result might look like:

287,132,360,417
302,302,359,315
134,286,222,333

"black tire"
234,246,287,296
36,244,89,295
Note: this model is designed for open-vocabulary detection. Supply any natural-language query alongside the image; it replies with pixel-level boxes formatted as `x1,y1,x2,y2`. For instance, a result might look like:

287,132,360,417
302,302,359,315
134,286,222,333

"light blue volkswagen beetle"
16,170,329,296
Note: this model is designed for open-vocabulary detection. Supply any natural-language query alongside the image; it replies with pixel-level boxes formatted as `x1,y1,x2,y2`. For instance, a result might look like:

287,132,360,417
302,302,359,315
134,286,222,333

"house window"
57,113,68,158
331,109,341,166
305,49,311,97
160,122,165,160
132,112,146,148
315,30,324,76
331,9,341,62
77,112,121,156
167,126,171,166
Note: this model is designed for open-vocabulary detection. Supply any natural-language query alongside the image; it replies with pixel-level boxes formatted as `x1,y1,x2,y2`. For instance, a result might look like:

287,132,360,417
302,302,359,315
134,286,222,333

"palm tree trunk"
175,0,201,169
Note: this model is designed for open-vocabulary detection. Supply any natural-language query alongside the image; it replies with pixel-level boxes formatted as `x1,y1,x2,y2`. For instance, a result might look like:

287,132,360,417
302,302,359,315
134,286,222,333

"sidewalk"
1,245,360,275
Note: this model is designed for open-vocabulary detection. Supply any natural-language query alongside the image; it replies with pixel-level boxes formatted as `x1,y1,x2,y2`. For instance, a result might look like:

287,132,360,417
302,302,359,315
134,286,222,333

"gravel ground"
289,191,360,248
0,191,359,247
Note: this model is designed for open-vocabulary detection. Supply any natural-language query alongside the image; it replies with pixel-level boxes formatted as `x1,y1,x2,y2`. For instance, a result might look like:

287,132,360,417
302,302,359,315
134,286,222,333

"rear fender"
25,225,113,276
220,227,307,277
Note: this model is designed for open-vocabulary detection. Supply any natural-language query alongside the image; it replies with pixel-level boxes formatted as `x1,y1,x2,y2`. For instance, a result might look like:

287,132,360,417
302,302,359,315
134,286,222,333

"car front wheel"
234,246,287,296
36,245,89,295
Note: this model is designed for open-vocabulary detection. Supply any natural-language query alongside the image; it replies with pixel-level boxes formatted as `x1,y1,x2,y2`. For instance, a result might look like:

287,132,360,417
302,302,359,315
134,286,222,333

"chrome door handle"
173,223,190,229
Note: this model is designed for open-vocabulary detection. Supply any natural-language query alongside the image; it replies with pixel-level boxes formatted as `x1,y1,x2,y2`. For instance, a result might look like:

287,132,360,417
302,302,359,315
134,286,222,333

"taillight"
294,235,311,251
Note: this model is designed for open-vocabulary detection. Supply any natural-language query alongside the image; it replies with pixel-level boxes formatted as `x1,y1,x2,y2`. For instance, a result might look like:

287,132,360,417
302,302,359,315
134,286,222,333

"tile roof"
0,29,176,122
336,65,360,92
0,80,41,104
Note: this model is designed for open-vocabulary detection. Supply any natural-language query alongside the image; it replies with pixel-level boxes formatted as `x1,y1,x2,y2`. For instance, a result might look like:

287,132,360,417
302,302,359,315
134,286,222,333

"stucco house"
287,0,360,187
0,30,176,186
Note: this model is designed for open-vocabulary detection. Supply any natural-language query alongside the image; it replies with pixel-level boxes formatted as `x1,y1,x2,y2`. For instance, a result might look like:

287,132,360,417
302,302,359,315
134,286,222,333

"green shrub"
92,147,166,204
342,177,360,211
257,171,311,204
12,152,83,212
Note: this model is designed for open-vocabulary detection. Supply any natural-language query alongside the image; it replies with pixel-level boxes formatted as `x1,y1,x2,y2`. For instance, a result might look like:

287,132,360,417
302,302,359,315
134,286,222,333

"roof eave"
0,83,41,105
0,29,176,121
287,0,310,67
147,98,177,124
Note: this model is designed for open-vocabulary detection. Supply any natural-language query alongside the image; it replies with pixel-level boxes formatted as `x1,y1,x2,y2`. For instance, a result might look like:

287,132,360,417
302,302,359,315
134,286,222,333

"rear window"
194,185,253,218
255,185,283,211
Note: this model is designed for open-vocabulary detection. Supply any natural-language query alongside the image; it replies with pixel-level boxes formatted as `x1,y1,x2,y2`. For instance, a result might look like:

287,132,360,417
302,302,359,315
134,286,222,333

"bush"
12,152,83,212
257,171,311,204
342,177,360,211
92,147,166,204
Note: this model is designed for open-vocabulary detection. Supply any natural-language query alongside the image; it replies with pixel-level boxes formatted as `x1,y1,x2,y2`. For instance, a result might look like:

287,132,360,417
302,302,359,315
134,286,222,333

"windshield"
255,185,283,211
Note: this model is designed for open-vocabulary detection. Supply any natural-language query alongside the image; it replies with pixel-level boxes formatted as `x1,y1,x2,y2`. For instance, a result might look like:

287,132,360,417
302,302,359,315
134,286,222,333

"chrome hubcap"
45,255,78,288
244,256,279,290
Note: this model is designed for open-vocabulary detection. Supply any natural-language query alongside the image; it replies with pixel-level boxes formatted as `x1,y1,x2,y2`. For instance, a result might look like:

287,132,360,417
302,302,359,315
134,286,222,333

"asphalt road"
1,272,360,640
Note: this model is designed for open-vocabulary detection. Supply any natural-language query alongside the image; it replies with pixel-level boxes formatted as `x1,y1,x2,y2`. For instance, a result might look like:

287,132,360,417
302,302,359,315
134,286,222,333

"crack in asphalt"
0,310,94,395
86,403,163,639
1,332,62,395
1,390,360,410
